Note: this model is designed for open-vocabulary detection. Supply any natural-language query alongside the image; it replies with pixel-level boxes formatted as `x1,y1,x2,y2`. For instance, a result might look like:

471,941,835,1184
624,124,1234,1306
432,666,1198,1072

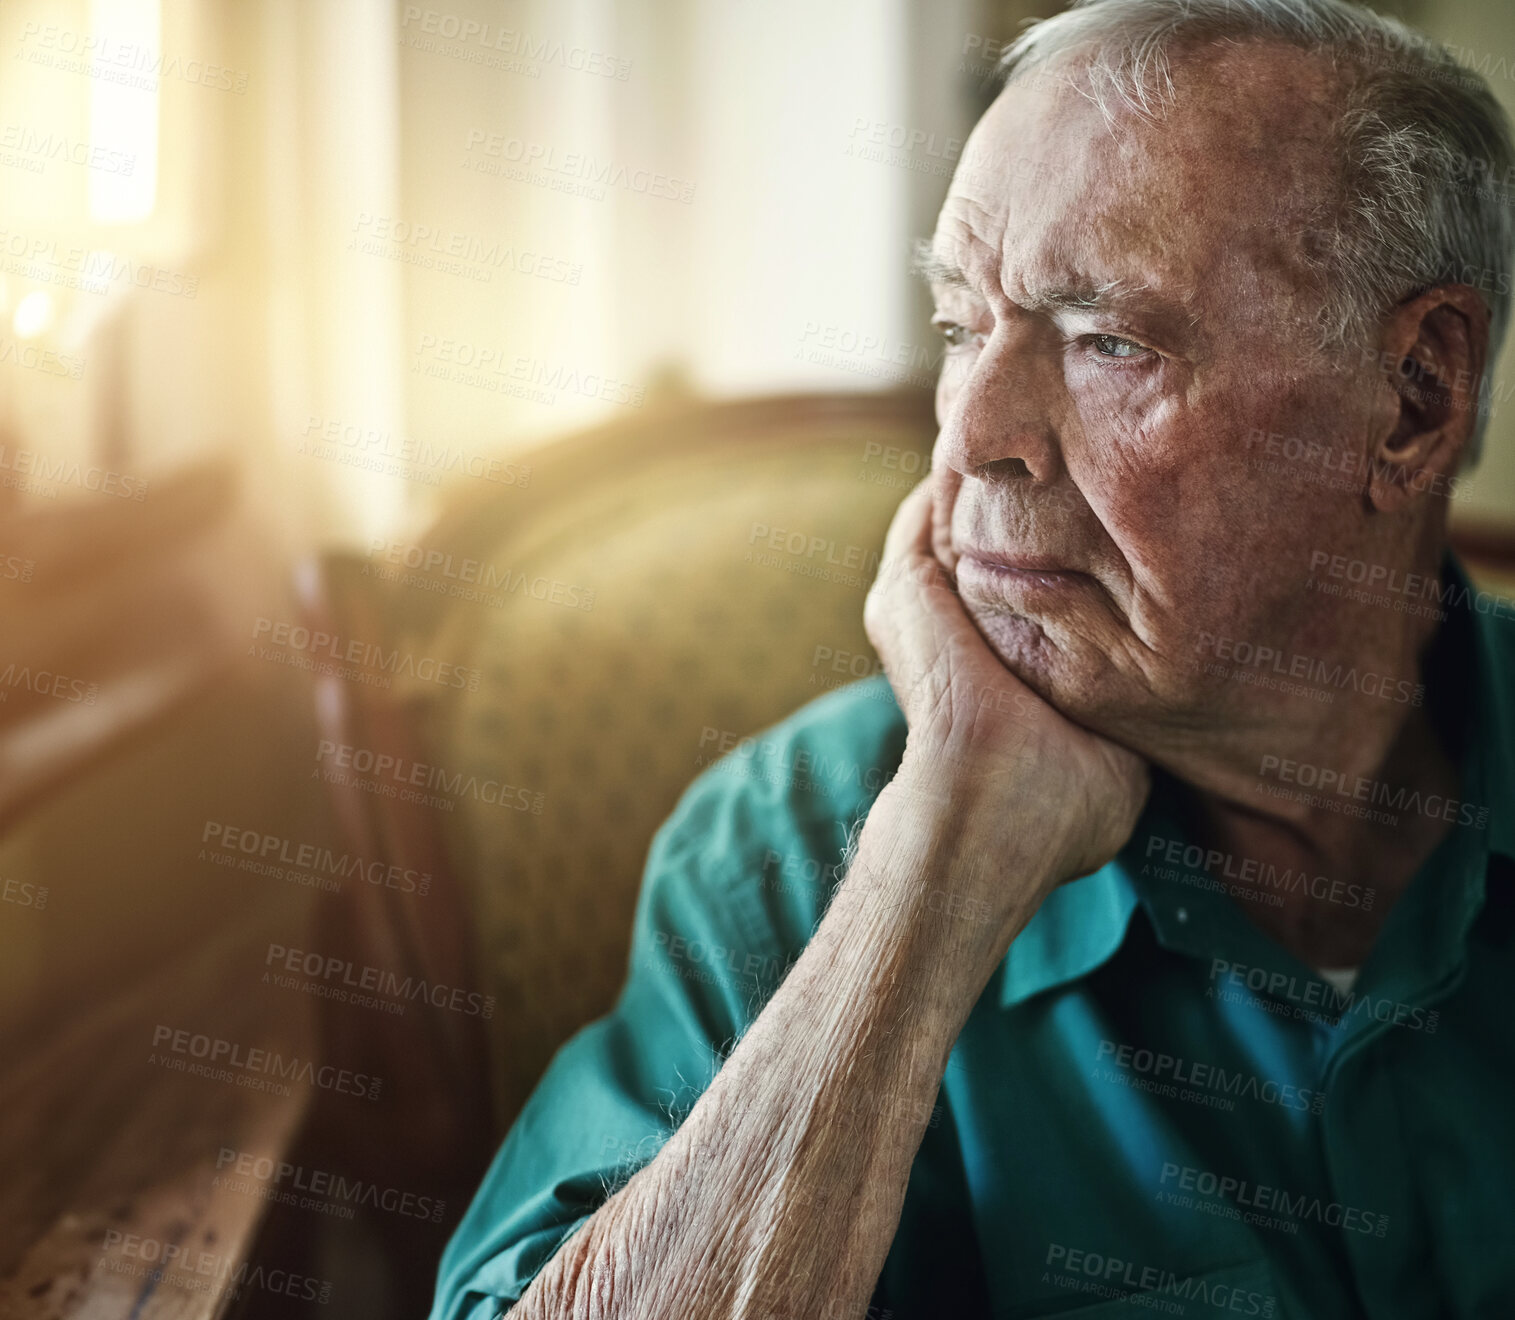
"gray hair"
995,0,1515,464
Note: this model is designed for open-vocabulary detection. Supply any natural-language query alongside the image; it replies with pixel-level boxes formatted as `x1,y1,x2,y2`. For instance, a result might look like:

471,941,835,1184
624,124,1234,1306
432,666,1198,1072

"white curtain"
0,0,996,551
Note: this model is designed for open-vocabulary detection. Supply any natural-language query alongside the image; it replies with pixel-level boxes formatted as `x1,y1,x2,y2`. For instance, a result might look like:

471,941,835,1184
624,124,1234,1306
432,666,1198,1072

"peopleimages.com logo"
1094,1038,1325,1114
1157,1162,1390,1237
1195,630,1424,706
149,1024,383,1101
1042,1242,1276,1316
1143,835,1374,910
1307,550,1515,622
96,1232,331,1306
201,822,433,895
264,942,496,1019
1256,754,1489,828
250,618,481,691
213,1146,445,1223
1210,958,1440,1033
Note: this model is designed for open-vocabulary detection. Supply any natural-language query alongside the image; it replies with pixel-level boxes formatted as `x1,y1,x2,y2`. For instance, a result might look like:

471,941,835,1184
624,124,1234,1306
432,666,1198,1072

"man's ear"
1368,284,1490,514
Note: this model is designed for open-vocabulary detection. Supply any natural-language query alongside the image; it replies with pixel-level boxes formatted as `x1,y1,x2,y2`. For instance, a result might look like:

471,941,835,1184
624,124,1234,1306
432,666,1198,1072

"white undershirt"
1316,965,1361,996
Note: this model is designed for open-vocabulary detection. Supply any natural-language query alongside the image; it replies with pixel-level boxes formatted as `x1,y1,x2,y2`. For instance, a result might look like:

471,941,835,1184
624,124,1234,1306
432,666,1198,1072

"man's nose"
934,325,1061,483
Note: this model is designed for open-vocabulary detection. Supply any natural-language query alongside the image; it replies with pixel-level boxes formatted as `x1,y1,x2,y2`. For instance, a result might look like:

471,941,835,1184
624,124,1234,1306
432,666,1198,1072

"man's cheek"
930,465,962,574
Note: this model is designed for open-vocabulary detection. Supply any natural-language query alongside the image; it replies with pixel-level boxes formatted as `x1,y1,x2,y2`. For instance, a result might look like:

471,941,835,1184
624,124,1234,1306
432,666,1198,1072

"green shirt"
431,557,1515,1319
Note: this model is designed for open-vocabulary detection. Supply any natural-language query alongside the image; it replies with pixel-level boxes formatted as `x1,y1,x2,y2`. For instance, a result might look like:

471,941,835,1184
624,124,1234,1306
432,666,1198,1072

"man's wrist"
876,760,1065,895
836,772,1058,1021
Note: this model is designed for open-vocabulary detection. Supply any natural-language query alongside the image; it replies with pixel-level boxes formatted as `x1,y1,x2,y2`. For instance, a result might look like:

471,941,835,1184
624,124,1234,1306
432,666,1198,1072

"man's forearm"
512,774,1048,1320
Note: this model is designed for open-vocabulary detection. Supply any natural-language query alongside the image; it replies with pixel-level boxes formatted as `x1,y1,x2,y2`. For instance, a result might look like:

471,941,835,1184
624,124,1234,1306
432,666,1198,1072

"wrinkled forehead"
934,44,1342,323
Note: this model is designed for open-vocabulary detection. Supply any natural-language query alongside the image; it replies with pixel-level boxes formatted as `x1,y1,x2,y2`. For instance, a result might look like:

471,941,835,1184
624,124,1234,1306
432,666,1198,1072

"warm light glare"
87,0,161,225
12,290,55,340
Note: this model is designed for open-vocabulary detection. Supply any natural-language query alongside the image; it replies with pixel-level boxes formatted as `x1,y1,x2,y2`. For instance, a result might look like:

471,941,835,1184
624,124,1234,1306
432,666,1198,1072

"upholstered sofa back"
347,390,935,1129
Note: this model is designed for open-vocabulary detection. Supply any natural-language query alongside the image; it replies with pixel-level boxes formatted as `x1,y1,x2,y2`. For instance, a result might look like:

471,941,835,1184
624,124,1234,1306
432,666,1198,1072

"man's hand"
863,477,1151,923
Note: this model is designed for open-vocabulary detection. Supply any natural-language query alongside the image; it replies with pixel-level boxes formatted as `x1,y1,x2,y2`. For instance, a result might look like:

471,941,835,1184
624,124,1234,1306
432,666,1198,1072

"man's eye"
1090,334,1146,359
932,319,975,348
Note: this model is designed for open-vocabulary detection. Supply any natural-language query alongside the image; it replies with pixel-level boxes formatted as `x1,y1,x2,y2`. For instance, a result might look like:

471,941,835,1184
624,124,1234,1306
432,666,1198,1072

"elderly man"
431,0,1515,1315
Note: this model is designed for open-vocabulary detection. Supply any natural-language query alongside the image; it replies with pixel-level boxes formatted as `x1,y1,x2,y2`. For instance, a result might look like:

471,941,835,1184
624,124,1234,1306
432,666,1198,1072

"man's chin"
968,606,1131,738
970,607,1053,673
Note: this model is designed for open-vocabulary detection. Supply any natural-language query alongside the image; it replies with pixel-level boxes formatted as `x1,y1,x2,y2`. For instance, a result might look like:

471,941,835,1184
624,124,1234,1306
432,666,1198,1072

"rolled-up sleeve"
427,762,814,1320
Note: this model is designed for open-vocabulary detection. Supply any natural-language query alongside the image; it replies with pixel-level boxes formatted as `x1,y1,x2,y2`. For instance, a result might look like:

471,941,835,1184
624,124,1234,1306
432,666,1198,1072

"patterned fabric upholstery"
394,393,935,1130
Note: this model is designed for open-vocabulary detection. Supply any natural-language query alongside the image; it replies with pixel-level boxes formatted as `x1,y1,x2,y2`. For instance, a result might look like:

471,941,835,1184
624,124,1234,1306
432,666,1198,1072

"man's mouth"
954,548,1094,595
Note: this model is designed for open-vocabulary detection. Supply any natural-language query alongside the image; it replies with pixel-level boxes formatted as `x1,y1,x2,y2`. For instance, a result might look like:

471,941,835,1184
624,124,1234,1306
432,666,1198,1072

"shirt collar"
997,548,1515,1010
1452,551,1515,863
998,863,1139,1008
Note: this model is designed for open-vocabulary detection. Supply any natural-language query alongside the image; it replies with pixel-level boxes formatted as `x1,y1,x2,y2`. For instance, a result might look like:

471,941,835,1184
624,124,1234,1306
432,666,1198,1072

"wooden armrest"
0,919,316,1319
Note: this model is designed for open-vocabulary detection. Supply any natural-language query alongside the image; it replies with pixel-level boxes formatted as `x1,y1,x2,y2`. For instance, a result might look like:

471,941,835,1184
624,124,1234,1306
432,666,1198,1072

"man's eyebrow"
909,241,1199,332
1031,281,1156,312
909,239,972,291
1032,281,1202,336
